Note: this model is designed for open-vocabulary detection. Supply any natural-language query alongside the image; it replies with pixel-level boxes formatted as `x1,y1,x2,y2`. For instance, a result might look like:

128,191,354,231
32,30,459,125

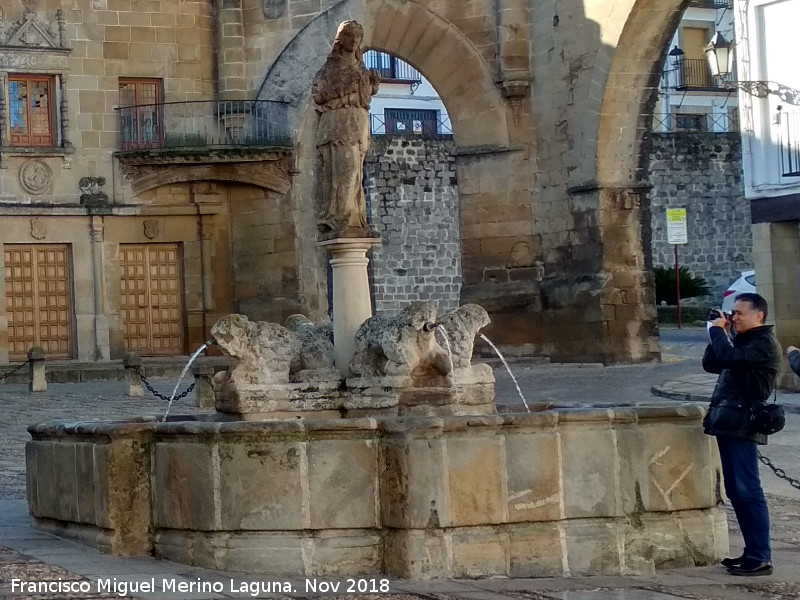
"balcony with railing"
651,111,739,133
370,111,453,138
686,0,733,8
114,100,291,158
363,50,422,84
674,59,737,91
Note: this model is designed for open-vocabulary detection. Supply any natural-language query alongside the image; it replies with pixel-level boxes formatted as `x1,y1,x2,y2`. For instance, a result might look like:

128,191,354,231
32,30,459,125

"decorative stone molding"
1,0,67,49
79,176,108,207
143,219,159,239
89,220,104,243
29,216,45,239
19,159,51,194
611,188,642,211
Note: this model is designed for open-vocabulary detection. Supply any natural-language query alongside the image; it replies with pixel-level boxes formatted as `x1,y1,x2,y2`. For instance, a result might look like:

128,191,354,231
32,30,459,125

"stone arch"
595,0,687,187
124,161,292,196
256,0,509,148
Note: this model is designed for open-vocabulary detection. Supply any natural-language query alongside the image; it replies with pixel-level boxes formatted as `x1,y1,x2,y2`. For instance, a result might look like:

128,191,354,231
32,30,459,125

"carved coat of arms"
262,0,286,19
30,217,46,240
143,219,159,239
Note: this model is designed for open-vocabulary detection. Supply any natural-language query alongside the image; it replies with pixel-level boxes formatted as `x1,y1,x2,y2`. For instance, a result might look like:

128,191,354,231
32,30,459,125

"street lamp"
705,31,800,105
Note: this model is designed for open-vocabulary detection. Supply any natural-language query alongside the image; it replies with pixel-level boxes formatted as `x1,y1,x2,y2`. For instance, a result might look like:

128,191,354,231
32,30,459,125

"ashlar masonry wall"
364,137,461,315
649,133,751,301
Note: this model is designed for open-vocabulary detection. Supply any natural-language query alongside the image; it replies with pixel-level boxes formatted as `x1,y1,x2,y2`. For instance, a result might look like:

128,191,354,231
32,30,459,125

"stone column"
752,221,800,390
90,217,110,360
319,238,380,377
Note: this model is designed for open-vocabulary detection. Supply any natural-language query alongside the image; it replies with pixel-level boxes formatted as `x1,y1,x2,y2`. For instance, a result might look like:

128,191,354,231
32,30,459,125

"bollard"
123,352,143,397
193,365,216,409
27,346,46,392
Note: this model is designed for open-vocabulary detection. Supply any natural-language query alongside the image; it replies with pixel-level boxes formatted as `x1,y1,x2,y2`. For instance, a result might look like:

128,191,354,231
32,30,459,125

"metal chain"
758,451,800,491
0,359,31,383
133,366,195,402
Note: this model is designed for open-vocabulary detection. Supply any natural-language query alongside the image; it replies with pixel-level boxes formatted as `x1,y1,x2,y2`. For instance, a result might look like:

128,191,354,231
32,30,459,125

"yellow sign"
666,208,688,244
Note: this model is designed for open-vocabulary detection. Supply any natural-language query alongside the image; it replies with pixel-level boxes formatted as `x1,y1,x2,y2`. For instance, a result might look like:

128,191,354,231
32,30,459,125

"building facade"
730,0,800,386
0,0,698,365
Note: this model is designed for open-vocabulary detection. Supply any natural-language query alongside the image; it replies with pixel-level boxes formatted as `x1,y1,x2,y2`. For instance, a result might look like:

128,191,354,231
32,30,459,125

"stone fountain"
24,20,727,580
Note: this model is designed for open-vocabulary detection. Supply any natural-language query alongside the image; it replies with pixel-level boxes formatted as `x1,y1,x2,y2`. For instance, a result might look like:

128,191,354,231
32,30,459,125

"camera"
708,309,730,321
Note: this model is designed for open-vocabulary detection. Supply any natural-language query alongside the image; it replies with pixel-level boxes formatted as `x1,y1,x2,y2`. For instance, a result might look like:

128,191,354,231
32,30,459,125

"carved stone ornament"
2,0,64,49
262,0,286,19
143,219,159,239
29,216,46,240
19,159,51,195
612,189,641,211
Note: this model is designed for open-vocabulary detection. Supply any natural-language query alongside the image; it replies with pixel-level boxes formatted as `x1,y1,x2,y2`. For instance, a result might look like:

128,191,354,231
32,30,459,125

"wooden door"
5,244,74,359
120,243,185,355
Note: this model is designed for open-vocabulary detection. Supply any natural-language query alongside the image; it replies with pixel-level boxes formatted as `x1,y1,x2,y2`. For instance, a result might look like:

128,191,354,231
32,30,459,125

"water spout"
435,325,455,373
479,334,530,412
162,342,208,421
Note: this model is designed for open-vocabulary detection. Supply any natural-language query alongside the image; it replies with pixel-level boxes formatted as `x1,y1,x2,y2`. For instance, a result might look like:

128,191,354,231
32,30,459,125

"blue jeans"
717,435,771,562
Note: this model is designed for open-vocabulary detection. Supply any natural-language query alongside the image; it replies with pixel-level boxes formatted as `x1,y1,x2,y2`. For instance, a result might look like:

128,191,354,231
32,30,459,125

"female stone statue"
312,20,380,238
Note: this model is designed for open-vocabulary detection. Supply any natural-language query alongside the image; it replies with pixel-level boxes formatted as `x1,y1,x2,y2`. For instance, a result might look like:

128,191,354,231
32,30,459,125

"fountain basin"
26,404,726,579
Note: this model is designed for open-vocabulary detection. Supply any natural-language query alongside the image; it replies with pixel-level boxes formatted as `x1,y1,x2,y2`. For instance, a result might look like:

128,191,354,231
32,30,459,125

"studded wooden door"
119,243,185,355
4,244,74,360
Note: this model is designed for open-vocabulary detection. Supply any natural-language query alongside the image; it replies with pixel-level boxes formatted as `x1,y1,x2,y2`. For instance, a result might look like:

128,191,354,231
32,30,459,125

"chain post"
123,352,143,397
27,346,47,392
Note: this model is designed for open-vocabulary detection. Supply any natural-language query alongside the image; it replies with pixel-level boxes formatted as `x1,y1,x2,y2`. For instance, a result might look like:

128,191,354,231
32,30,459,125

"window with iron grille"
675,113,707,132
7,74,55,147
385,109,438,136
119,78,163,150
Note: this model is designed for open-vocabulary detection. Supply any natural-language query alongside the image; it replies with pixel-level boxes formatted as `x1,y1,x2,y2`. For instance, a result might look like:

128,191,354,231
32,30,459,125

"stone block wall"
364,137,461,314
649,133,751,302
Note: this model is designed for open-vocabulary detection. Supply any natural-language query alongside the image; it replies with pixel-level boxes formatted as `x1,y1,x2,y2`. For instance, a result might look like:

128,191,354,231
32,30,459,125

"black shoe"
728,558,773,576
721,554,746,568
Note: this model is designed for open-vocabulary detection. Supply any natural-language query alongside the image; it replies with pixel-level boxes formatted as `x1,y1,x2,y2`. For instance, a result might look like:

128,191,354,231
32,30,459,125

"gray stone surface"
648,133,751,303
365,137,462,314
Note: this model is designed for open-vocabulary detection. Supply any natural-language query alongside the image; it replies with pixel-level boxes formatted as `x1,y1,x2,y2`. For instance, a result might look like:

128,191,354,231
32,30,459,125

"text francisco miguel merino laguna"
11,576,392,596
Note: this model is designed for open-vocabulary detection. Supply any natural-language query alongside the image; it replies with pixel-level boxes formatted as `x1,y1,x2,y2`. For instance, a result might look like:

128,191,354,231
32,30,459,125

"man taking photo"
702,292,781,576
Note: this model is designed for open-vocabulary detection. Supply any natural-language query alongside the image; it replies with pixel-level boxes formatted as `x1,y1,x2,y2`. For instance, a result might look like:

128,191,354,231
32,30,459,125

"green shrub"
653,266,710,305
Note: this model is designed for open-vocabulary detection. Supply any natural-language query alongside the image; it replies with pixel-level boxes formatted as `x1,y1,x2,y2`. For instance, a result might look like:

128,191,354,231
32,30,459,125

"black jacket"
702,325,781,444
789,348,800,377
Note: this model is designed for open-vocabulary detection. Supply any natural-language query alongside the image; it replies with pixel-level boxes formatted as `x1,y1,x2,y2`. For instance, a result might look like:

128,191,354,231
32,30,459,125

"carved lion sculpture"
211,314,301,385
436,304,491,368
284,314,337,378
349,301,452,379
210,313,337,386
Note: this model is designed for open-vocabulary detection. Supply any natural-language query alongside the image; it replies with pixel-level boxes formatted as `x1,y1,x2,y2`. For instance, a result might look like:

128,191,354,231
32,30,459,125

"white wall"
735,0,800,199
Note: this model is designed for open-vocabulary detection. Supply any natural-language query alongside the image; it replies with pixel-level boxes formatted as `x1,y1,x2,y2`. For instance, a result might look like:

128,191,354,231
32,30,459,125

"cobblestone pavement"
3,326,800,599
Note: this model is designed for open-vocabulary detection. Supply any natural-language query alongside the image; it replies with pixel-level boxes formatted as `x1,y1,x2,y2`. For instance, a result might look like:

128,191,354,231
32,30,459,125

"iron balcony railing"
115,100,291,151
778,109,800,177
363,50,422,83
674,59,736,91
370,113,453,138
687,0,733,8
651,111,739,133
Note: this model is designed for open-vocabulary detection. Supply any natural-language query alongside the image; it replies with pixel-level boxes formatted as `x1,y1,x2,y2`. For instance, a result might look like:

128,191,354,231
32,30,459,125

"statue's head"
333,20,364,56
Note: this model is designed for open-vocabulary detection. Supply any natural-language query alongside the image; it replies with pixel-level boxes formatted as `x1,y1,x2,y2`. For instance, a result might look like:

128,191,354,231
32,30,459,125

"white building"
655,0,738,133
728,0,800,387
363,50,451,137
